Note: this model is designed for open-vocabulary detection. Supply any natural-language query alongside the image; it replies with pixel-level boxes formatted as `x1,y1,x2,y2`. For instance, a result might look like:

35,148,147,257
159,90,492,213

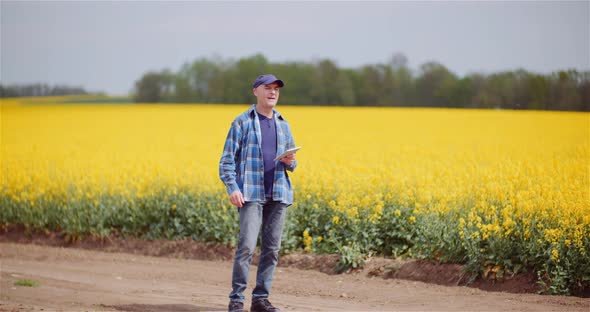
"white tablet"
273,146,302,162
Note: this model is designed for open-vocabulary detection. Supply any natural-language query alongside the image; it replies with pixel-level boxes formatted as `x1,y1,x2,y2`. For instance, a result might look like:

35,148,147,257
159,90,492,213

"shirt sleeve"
219,120,242,194
284,124,298,172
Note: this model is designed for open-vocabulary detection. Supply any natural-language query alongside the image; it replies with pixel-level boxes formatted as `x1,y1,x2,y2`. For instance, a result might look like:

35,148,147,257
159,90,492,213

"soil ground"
1,236,589,311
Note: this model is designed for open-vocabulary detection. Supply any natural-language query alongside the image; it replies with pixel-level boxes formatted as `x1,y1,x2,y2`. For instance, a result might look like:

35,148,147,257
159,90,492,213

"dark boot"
228,301,245,312
250,299,280,312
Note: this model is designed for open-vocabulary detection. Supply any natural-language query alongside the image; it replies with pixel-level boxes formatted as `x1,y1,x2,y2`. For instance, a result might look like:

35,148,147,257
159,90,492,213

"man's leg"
252,200,287,301
229,201,263,302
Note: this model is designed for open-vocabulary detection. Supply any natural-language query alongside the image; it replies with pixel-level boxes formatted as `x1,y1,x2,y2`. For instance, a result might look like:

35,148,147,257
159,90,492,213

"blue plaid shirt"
219,105,298,205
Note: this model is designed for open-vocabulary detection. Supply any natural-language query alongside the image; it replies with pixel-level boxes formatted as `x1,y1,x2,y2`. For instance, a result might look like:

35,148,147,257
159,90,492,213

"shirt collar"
248,104,284,120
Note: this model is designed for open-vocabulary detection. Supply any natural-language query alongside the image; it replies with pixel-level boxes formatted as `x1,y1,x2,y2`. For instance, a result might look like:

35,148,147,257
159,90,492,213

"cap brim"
253,76,285,89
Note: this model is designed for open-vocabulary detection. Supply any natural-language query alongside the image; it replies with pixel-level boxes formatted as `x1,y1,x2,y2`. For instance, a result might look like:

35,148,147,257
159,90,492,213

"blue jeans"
229,199,288,303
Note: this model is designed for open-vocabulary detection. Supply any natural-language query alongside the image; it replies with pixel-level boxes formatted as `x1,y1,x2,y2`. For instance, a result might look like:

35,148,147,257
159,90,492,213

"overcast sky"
2,1,589,95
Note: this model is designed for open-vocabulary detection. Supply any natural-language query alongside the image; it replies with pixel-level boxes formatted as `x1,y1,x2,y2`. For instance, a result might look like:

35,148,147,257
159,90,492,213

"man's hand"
229,190,245,208
280,154,296,166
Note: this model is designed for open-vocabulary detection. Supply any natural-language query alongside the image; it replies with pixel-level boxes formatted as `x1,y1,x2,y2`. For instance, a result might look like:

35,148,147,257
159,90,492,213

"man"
219,74,297,312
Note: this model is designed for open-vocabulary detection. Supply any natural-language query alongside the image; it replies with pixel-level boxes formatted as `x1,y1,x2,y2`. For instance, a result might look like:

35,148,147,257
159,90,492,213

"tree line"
0,83,89,97
134,53,589,111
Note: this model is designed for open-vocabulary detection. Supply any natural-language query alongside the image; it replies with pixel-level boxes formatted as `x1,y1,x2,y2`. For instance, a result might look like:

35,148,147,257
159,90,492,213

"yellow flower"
332,215,340,224
551,248,560,262
303,230,312,252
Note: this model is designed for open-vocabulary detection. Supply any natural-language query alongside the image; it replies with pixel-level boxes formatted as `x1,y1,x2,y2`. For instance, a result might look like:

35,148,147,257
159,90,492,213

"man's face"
253,82,280,108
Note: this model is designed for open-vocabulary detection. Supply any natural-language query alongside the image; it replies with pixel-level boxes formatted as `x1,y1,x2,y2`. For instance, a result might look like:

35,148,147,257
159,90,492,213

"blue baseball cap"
252,74,284,89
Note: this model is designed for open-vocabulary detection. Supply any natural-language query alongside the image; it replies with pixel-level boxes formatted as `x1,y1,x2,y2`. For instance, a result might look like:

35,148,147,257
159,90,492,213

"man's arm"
283,124,298,172
219,120,242,196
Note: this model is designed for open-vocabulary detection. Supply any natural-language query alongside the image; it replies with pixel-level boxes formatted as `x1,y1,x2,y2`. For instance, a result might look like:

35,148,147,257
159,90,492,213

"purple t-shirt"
257,112,277,198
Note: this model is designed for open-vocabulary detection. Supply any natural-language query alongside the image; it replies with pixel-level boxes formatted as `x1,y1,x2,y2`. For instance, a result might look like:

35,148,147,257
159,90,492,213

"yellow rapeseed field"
1,97,589,294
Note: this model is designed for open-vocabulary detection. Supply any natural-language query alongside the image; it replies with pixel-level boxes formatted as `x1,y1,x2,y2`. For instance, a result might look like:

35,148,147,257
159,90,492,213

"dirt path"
1,243,588,312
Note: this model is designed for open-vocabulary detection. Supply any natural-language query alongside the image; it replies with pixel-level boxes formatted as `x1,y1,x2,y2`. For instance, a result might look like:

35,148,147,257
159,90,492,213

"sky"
1,1,589,95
